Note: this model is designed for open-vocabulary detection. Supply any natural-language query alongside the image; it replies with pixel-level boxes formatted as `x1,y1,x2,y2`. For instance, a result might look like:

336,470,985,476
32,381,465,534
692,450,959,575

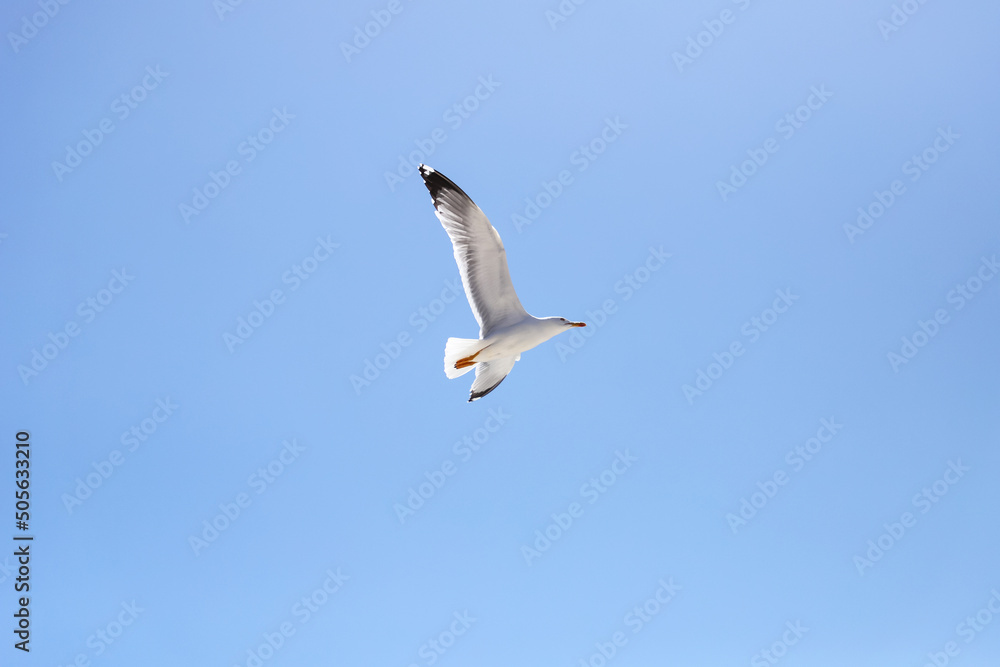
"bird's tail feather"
444,338,489,378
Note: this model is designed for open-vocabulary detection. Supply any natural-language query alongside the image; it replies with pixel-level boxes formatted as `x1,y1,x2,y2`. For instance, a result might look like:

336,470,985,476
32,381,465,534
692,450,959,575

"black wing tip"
419,164,445,199
418,164,440,189
418,164,475,203
467,375,508,402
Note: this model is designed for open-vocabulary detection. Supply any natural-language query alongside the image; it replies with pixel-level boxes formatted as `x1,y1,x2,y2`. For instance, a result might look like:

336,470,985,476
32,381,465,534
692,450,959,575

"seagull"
418,164,586,402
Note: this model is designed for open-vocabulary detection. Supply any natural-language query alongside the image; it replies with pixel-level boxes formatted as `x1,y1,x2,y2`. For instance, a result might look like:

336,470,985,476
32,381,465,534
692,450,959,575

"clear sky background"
1,0,998,665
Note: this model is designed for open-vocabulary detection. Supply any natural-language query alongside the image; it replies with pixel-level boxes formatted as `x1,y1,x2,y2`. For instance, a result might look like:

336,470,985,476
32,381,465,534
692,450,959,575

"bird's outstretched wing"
419,165,529,338
469,357,516,402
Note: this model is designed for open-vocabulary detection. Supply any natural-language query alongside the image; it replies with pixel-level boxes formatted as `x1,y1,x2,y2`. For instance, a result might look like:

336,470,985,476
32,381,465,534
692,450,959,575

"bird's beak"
568,321,586,327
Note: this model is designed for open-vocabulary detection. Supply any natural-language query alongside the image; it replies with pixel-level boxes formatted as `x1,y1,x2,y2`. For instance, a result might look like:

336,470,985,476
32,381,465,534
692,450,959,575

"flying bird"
418,164,586,402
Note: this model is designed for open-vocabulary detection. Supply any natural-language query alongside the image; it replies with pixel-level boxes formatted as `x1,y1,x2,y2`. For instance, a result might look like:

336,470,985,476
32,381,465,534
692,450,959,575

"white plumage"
419,164,586,402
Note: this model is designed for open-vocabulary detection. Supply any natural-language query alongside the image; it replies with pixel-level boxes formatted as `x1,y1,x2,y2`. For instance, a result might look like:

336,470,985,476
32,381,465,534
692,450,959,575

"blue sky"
2,0,999,665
